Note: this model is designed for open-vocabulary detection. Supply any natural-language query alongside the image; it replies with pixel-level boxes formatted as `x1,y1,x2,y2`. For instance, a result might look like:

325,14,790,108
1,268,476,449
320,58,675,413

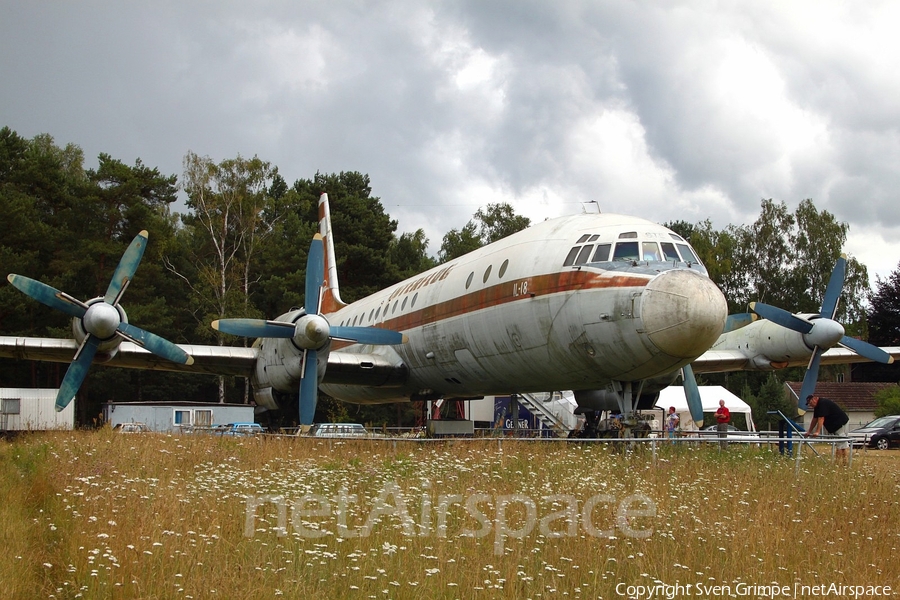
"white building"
0,388,75,430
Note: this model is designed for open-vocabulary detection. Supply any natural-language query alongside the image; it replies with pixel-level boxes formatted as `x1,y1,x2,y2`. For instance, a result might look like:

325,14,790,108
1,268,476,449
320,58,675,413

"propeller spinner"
7,231,193,411
750,255,893,410
213,233,407,426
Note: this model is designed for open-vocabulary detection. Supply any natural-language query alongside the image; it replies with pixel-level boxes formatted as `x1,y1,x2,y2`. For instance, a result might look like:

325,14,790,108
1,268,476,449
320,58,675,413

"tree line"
1,126,897,427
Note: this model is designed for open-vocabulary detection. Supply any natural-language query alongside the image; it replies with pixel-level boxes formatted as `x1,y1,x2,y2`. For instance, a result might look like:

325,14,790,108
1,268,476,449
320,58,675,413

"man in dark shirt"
805,394,850,462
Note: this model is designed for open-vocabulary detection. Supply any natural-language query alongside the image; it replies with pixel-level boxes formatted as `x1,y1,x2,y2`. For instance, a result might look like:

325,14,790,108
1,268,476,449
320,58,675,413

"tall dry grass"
1,431,898,599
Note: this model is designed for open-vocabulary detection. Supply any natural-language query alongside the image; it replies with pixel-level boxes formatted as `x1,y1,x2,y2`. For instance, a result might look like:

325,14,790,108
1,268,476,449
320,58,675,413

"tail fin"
317,193,347,313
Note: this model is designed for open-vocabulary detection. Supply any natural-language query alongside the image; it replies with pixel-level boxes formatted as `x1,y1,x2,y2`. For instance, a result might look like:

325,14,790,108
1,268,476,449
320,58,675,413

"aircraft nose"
640,269,727,359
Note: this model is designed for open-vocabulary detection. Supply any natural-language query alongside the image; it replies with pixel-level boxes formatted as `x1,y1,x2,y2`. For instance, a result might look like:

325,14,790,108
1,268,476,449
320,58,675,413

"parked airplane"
3,194,898,428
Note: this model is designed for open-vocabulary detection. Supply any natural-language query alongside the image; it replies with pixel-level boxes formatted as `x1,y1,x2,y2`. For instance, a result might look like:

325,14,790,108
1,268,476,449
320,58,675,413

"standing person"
666,406,680,441
805,394,850,463
715,399,731,450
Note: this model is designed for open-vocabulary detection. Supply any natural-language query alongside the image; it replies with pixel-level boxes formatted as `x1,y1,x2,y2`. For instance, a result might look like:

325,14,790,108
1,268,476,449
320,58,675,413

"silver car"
307,423,369,438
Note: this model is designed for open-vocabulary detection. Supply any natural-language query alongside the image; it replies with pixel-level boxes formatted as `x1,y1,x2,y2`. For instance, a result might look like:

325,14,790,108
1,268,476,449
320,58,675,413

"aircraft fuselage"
250,212,728,409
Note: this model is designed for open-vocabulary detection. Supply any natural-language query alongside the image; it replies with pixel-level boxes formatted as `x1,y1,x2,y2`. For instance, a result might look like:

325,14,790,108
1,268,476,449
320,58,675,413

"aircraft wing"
692,345,900,375
0,336,257,378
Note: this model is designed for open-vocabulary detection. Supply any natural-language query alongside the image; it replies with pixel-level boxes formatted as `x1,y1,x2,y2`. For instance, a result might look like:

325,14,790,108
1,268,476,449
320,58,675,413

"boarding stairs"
514,392,576,436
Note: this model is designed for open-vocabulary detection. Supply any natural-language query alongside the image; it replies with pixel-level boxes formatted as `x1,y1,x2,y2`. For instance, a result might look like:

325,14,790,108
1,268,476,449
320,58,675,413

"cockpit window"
660,242,680,262
676,243,700,265
563,246,581,267
618,231,638,239
641,242,661,261
576,234,591,244
592,243,611,262
574,245,594,265
669,233,685,242
612,241,639,261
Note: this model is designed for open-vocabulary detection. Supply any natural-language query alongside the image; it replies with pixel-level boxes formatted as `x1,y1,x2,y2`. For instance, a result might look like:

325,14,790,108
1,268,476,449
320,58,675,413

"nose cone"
641,269,727,358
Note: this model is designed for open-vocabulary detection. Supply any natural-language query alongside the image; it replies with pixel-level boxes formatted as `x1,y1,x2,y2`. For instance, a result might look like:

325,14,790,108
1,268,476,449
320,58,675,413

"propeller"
749,255,894,410
678,309,752,424
681,363,704,425
8,231,193,411
213,233,407,426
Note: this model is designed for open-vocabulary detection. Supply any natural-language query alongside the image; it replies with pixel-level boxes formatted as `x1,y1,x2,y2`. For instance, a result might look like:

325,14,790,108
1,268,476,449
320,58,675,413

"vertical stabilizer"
317,193,347,313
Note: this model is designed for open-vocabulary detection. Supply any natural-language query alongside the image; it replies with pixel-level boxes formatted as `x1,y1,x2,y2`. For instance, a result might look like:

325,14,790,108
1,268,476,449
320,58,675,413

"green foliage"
873,386,900,417
670,199,870,331
868,262,900,346
473,203,531,244
438,202,530,263
743,373,795,430
0,127,189,418
438,221,482,263
391,229,437,280
292,172,400,302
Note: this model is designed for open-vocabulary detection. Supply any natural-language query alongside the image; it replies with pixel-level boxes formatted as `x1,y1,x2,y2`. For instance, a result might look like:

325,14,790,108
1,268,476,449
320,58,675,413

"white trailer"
0,388,74,430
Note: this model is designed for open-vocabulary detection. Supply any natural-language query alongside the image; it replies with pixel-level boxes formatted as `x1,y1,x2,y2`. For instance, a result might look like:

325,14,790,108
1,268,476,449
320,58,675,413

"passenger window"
466,272,474,289
676,244,700,265
401,297,408,310
499,259,509,278
592,243,611,262
411,293,418,308
660,242,680,262
612,241,639,261
642,242,661,261
483,265,492,283
574,245,594,265
563,246,581,267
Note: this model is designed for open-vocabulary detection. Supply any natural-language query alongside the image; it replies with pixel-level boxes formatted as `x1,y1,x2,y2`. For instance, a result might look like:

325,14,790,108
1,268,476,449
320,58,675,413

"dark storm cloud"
2,0,898,279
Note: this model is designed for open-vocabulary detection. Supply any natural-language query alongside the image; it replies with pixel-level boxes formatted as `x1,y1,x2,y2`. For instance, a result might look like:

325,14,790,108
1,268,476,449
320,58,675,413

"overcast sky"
3,1,899,289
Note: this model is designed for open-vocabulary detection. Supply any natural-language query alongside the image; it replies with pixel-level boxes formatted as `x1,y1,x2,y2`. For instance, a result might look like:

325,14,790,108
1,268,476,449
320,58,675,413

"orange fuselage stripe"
330,270,649,348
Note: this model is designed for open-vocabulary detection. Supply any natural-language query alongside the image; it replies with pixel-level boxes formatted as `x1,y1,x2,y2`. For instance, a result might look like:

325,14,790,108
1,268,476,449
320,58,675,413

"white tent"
655,385,756,432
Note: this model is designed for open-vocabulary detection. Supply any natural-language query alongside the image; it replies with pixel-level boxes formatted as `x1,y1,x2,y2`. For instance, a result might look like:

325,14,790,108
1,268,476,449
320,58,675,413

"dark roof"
785,382,898,411
102,401,252,408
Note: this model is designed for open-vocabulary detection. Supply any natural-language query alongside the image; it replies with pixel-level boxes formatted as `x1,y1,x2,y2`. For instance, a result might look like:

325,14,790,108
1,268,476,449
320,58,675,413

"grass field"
1,431,898,599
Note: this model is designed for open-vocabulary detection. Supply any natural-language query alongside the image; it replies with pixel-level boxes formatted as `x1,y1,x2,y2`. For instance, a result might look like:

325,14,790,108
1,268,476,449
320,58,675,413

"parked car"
307,423,369,438
218,422,265,436
849,415,900,449
700,424,759,442
113,422,149,433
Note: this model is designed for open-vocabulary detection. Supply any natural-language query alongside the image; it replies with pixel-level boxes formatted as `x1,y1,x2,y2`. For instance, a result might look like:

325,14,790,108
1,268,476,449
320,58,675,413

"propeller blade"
798,349,823,411
105,230,149,304
299,349,318,426
330,326,408,345
723,313,756,334
820,255,846,319
117,322,194,365
55,335,101,411
7,274,88,318
839,336,894,364
305,234,325,316
749,302,813,334
212,318,296,338
682,363,704,425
